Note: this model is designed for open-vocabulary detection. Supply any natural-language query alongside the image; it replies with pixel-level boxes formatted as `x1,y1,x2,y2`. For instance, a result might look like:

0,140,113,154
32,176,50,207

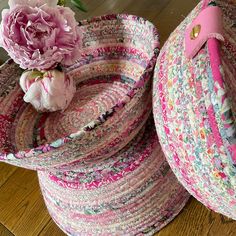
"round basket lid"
153,0,236,219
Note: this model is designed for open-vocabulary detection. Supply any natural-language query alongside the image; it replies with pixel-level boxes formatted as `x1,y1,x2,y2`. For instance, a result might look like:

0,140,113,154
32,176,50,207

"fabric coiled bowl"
38,117,190,235
0,14,160,171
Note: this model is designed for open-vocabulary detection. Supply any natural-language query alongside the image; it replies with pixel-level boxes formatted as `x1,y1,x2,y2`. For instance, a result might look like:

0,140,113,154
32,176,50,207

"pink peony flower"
0,0,81,70
20,69,76,112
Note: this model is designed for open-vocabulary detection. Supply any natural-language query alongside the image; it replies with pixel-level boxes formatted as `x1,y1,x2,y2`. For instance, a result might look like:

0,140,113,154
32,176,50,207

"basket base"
38,118,190,235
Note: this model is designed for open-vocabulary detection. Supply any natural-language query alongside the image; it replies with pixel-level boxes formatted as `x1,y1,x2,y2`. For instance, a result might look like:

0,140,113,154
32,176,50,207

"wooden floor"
1,0,236,235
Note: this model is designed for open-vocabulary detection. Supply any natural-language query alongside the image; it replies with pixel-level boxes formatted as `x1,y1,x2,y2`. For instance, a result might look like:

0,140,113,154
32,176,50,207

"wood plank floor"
1,0,236,235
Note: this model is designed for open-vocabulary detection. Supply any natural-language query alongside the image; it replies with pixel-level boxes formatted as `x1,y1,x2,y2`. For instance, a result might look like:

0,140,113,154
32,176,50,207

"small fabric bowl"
153,0,236,219
38,118,190,235
0,14,159,171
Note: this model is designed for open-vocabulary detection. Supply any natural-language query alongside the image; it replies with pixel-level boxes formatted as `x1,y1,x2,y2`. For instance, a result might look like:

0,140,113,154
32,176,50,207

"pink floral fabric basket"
153,0,236,219
0,14,159,171
39,118,189,235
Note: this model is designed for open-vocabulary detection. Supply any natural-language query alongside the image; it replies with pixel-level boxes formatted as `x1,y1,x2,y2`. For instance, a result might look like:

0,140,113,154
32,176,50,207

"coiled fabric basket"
38,118,190,235
0,14,159,171
153,0,236,219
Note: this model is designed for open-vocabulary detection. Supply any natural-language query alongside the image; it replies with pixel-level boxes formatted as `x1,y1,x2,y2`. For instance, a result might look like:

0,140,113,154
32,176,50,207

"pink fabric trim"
207,38,224,91
206,38,224,149
185,6,224,59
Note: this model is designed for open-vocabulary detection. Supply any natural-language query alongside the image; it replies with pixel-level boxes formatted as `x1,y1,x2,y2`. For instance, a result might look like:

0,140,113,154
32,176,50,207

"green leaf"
71,0,87,12
57,0,65,6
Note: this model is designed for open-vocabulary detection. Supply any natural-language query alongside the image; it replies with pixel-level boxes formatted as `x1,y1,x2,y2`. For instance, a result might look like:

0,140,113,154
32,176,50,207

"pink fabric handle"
185,6,224,59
